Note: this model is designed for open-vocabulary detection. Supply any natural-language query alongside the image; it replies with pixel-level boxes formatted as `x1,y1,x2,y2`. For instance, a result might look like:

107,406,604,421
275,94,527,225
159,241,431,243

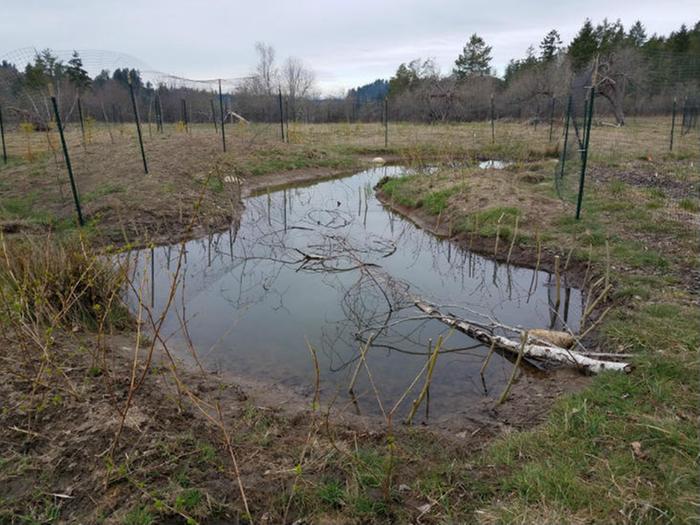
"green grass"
123,507,155,525
316,479,345,507
235,145,357,177
372,159,699,522
174,488,202,513
379,174,422,207
678,197,700,212
484,296,699,521
611,239,668,270
83,182,125,202
423,185,466,214
0,193,55,224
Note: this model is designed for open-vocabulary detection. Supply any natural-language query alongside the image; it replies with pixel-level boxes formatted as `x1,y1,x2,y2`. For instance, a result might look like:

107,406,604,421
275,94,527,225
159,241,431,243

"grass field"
0,116,698,523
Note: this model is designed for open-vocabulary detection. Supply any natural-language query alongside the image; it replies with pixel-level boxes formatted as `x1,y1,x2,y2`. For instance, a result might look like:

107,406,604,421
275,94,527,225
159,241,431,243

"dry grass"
0,117,697,523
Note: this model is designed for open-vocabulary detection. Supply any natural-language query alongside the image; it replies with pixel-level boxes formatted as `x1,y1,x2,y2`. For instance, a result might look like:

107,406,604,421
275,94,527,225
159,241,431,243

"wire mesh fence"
0,47,698,225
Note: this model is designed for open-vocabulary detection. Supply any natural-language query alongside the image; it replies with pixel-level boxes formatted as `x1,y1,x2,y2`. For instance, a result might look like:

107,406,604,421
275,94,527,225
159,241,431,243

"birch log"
414,301,631,374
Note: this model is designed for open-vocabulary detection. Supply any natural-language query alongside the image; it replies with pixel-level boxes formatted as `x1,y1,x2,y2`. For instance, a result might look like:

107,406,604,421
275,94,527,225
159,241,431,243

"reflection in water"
123,167,582,420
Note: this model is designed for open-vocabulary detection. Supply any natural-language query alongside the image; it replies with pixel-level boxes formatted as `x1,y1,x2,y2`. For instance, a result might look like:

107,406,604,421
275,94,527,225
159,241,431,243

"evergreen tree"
595,18,625,54
388,59,436,95
112,68,142,89
453,34,492,78
24,49,63,90
94,69,111,87
540,30,562,61
667,24,690,53
66,51,91,92
568,19,598,70
627,21,647,47
388,63,419,96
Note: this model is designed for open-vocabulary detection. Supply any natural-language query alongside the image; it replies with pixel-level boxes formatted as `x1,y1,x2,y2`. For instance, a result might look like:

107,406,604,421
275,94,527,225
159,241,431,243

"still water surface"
125,167,581,418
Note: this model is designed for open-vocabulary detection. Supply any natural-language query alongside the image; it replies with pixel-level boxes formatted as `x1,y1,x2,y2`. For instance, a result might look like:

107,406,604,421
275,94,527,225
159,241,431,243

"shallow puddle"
123,167,582,420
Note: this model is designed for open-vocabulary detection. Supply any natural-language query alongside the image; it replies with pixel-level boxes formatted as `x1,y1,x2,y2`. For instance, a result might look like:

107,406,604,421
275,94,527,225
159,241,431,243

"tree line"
379,19,699,124
0,19,697,128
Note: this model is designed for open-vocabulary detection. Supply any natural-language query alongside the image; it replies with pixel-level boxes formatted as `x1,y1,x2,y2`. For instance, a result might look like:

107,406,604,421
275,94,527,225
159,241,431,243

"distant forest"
0,18,698,127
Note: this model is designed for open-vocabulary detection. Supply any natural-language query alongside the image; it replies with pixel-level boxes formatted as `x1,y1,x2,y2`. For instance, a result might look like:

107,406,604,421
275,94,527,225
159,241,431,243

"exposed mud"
589,163,700,200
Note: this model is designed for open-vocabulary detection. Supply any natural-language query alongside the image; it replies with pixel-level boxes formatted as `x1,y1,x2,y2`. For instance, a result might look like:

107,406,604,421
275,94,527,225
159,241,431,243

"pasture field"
0,117,698,524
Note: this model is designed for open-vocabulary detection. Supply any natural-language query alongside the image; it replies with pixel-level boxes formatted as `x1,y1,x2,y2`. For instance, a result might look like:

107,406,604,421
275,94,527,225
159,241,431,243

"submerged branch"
414,300,632,374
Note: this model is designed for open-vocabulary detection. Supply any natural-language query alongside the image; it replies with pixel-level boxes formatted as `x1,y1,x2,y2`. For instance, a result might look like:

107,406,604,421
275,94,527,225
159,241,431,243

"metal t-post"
77,96,86,143
278,89,285,142
211,99,218,133
218,79,226,152
548,96,555,142
384,98,388,148
50,95,84,226
128,76,148,174
0,104,7,164
669,97,677,151
490,94,495,143
575,87,595,220
559,94,572,180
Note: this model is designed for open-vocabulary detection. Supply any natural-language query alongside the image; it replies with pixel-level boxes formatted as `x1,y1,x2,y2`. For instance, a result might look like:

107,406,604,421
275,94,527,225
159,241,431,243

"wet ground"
124,167,582,420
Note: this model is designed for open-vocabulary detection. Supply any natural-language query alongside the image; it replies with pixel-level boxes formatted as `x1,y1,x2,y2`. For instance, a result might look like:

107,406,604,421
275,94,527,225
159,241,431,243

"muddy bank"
375,189,591,287
0,323,588,523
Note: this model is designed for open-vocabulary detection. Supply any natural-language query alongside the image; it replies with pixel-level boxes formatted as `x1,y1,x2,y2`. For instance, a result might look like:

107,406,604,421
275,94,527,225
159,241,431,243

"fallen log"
414,301,632,374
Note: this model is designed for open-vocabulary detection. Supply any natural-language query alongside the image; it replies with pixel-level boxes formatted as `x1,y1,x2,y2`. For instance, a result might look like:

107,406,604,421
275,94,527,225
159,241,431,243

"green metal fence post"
559,94,572,180
128,75,148,174
490,93,495,143
155,93,163,132
77,96,86,143
210,99,218,133
669,97,677,151
278,89,285,142
384,97,388,148
218,79,226,152
575,87,595,220
548,95,555,142
0,104,7,164
181,98,189,133
50,95,84,226
284,98,289,143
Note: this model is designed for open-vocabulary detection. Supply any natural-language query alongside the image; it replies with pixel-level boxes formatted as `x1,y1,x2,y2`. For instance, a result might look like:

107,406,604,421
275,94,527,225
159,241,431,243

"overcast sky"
1,0,697,94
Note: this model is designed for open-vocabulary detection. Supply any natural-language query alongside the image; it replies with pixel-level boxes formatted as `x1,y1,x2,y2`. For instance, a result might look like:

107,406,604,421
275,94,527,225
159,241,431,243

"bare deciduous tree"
253,41,277,96
282,57,316,120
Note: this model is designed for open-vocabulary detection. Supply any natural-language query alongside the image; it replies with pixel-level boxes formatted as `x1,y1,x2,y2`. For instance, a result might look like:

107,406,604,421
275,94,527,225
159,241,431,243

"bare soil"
0,322,588,524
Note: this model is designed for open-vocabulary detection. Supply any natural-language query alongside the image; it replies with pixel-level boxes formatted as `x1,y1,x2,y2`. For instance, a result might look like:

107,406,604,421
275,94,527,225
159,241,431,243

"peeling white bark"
414,301,632,374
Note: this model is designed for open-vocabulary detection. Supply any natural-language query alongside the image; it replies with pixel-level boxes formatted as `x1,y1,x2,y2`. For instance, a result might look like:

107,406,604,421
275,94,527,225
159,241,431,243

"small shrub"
0,233,130,330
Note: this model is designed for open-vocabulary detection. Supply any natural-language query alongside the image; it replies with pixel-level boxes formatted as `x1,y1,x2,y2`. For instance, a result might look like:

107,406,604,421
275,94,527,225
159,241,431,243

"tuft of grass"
422,185,466,215
123,507,155,525
174,488,203,513
610,240,668,270
316,479,345,508
379,174,422,208
678,197,699,212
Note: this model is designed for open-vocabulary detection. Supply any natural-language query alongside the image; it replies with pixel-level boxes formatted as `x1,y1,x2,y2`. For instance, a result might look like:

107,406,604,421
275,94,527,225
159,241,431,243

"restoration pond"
124,167,582,420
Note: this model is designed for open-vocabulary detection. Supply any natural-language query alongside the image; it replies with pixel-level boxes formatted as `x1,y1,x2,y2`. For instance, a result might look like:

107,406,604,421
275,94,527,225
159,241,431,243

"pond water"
123,167,582,419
